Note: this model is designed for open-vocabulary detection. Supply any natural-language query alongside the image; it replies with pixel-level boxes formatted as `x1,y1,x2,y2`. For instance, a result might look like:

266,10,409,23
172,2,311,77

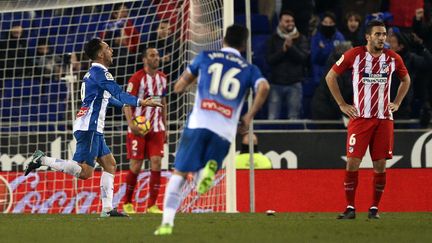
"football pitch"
1,213,432,242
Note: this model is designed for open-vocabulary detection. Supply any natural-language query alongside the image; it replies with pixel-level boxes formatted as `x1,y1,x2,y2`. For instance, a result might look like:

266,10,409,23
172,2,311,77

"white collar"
221,47,241,57
92,62,108,71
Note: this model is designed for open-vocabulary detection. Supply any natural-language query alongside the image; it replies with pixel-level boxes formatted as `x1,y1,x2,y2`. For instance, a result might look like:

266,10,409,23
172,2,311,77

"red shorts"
346,118,394,161
126,131,165,160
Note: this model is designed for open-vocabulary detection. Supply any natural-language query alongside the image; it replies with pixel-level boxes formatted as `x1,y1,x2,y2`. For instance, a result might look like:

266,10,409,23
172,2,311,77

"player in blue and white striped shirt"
25,38,162,217
155,25,270,235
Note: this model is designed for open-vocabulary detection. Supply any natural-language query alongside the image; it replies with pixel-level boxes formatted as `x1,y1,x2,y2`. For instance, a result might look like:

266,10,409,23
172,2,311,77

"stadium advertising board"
1,131,431,213
253,130,432,169
1,130,432,172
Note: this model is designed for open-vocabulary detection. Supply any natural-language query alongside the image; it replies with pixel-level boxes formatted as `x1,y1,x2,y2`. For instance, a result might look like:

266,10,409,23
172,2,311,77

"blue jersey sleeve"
250,65,266,92
97,71,139,107
108,97,124,108
187,52,205,76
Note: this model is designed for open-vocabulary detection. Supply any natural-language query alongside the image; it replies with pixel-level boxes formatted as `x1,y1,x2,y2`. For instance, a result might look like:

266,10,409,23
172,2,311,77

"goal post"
0,0,238,213
222,0,237,213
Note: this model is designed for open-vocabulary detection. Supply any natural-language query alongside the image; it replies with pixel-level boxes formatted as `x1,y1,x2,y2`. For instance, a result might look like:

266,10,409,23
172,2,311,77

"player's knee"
105,164,116,174
79,168,93,180
129,164,141,174
346,157,361,171
150,157,162,171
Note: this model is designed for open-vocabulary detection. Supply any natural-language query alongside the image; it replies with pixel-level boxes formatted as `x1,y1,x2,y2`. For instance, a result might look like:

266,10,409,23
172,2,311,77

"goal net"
0,0,233,213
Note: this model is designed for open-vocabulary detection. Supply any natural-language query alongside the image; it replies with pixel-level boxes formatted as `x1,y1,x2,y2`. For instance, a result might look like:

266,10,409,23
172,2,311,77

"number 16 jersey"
186,47,267,141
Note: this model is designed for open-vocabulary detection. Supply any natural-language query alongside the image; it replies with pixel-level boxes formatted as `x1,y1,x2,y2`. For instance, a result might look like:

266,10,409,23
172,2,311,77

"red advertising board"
1,168,431,213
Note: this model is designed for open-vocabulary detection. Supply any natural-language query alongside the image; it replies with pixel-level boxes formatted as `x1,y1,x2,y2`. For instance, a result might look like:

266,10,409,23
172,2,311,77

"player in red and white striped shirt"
326,20,411,219
122,47,167,214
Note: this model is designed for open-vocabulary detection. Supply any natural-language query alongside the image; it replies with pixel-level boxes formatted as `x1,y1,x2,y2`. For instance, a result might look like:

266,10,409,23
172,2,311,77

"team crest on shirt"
105,72,114,80
348,146,354,153
336,54,344,66
127,82,133,92
381,63,389,73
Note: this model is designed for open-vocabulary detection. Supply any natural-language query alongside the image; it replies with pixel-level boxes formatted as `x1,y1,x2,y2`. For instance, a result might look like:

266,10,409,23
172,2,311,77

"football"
133,116,151,135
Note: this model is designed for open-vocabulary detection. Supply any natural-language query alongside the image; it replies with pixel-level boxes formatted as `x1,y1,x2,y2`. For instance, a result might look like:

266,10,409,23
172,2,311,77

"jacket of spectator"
389,32,432,119
266,30,309,85
310,27,345,84
311,42,353,120
311,12,345,84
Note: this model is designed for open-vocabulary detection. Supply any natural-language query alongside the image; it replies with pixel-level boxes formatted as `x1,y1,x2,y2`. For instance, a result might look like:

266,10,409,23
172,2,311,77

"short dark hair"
113,3,125,11
322,11,337,23
224,24,248,49
84,38,103,60
37,37,48,46
365,20,386,34
141,44,157,58
279,10,295,20
345,11,362,23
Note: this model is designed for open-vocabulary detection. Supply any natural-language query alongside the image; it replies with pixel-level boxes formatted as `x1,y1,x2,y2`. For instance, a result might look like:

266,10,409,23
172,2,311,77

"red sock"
344,171,358,207
372,172,386,208
147,170,161,207
124,170,138,204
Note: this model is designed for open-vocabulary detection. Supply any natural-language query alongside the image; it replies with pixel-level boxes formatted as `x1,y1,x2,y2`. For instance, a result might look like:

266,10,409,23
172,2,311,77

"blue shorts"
174,128,231,172
72,131,111,167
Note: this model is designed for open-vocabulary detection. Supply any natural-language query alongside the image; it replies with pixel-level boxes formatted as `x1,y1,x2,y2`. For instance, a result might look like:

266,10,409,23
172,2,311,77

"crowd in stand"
1,0,432,128
238,0,432,127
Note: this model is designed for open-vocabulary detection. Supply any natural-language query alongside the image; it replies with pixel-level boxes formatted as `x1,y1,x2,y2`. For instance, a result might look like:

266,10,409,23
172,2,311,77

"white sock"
100,171,114,212
162,174,185,226
41,156,82,178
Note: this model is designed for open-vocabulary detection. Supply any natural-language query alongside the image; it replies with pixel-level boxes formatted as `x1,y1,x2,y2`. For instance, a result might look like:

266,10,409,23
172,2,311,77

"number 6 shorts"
346,118,394,161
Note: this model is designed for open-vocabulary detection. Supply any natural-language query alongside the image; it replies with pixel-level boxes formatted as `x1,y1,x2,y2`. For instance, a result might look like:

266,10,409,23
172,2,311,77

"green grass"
1,213,432,243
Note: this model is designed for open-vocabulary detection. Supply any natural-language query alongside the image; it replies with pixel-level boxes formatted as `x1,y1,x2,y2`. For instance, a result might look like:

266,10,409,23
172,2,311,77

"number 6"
349,134,356,146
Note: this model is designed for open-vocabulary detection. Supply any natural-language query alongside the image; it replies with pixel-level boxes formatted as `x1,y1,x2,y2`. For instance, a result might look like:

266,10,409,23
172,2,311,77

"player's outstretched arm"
139,97,163,107
326,69,358,119
239,81,270,134
174,71,197,93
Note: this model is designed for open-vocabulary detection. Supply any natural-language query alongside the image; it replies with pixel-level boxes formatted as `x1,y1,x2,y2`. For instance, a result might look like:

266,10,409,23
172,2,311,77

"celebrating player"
154,24,270,235
325,20,411,219
24,38,163,217
122,46,167,214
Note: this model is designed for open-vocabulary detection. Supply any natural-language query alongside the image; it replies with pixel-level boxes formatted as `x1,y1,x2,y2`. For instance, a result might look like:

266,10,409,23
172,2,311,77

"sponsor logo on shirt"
201,99,233,118
76,107,89,118
362,73,388,84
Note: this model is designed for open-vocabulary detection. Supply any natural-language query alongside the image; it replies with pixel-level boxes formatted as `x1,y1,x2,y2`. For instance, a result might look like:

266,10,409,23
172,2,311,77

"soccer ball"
133,116,151,135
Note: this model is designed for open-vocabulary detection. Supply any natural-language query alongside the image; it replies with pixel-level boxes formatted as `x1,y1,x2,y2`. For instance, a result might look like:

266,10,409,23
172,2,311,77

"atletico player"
326,20,411,219
122,46,167,214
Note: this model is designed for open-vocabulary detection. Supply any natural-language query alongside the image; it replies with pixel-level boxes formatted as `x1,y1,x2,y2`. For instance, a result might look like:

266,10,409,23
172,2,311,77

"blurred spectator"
311,11,345,85
100,3,141,83
311,42,353,120
101,3,140,54
340,12,364,47
412,7,432,51
148,20,180,81
266,10,309,119
235,133,272,169
340,0,383,20
0,23,28,78
280,0,314,36
387,0,423,28
388,31,432,122
257,0,276,24
33,38,62,82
